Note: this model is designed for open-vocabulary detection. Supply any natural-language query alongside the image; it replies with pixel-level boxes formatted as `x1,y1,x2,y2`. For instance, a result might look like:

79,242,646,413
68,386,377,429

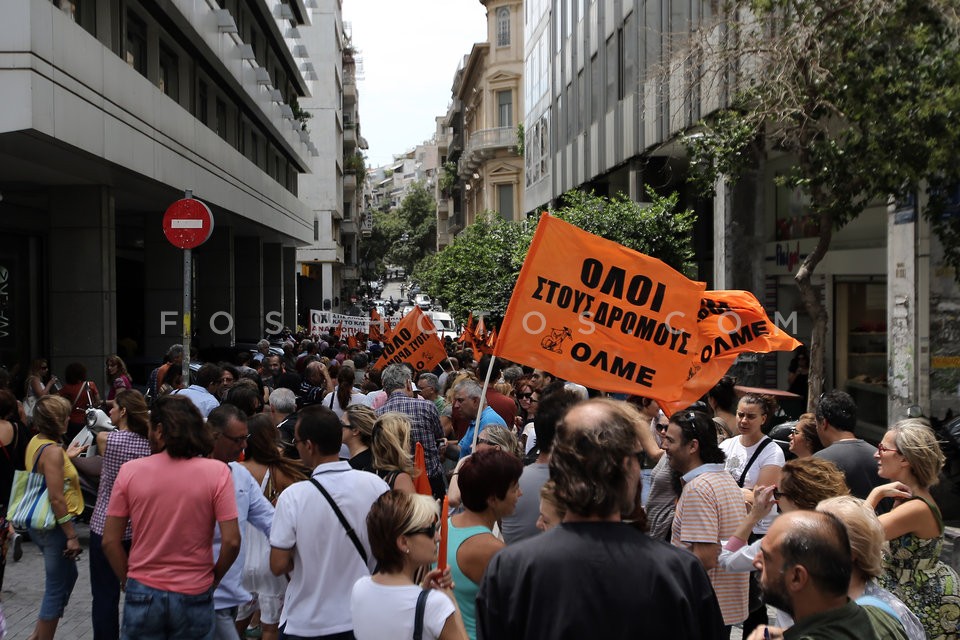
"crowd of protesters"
0,334,956,640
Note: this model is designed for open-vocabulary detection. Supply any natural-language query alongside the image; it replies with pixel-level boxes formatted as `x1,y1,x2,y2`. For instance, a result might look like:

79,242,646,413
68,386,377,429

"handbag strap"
309,477,368,565
31,443,55,473
71,381,89,411
737,437,773,488
412,589,429,640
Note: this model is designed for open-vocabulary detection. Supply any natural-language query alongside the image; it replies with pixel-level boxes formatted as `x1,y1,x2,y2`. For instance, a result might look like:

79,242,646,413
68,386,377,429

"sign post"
162,191,214,384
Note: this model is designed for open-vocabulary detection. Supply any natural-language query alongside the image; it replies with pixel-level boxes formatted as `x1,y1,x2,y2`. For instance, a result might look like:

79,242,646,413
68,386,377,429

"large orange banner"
658,290,803,414
379,307,449,373
494,214,706,397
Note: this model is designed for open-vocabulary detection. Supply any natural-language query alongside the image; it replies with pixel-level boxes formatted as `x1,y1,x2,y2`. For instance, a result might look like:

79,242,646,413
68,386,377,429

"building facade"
295,3,367,319
0,0,334,387
523,0,960,431
444,0,524,230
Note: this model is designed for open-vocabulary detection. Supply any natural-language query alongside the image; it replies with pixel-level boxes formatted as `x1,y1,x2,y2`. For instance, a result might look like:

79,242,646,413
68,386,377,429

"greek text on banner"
494,214,706,397
379,307,448,373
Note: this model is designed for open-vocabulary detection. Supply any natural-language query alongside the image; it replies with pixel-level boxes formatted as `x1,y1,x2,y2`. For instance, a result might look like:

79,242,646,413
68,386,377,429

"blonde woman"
351,490,468,640
370,412,417,493
817,496,925,640
868,419,960,640
447,426,521,509
26,395,87,640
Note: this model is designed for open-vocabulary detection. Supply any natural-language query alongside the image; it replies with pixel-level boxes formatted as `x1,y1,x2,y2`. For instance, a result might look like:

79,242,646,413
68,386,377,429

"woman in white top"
351,490,468,640
719,393,785,535
322,366,370,419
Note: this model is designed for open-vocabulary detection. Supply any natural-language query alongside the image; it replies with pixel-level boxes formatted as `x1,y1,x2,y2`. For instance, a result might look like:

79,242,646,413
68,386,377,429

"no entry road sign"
163,198,214,249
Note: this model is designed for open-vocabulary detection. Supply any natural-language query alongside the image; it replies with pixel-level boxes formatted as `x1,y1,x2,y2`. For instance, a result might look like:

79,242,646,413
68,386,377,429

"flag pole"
472,355,497,452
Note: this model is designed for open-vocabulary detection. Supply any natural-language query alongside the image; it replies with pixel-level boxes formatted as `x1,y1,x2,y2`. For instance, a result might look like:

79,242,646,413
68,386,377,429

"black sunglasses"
223,433,250,445
772,488,784,500
518,392,533,399
655,423,669,432
406,522,438,538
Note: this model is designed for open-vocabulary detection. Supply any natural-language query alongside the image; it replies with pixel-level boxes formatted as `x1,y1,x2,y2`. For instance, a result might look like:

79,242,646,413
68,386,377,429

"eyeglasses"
772,488,784,500
405,522,438,538
877,443,900,455
655,423,669,433
223,433,250,445
518,393,533,399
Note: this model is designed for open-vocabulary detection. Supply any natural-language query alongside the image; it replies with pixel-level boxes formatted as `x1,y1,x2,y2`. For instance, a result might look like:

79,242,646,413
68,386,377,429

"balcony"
343,75,357,105
341,265,360,281
341,218,358,235
459,127,518,172
344,126,357,150
437,197,449,217
344,173,357,194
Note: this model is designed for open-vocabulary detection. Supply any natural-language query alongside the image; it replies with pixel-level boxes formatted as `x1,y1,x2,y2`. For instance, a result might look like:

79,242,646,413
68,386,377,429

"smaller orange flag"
413,442,432,496
347,334,358,349
370,308,383,342
478,325,498,355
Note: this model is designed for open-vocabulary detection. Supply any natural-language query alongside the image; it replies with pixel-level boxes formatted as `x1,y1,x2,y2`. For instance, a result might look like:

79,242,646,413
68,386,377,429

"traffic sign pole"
182,190,193,384
162,189,214,385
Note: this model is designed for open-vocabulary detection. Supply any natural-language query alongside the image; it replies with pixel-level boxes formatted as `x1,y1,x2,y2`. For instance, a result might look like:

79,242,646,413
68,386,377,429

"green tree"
384,182,437,274
414,188,697,323
681,0,960,408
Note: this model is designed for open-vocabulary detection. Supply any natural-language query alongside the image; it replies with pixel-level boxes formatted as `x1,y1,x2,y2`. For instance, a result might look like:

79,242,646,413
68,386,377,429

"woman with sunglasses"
868,419,960,640
352,490,468,640
787,412,824,459
342,404,377,472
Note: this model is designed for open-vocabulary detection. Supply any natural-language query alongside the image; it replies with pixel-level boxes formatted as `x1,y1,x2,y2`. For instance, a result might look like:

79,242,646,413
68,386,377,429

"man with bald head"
750,511,907,640
477,398,724,640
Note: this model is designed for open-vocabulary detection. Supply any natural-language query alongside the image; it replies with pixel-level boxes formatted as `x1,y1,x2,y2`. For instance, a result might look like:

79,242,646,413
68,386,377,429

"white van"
426,311,458,340
414,293,432,310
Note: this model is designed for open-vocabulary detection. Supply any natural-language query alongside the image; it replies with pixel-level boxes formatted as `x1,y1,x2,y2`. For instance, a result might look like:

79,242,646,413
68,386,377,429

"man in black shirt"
476,398,725,640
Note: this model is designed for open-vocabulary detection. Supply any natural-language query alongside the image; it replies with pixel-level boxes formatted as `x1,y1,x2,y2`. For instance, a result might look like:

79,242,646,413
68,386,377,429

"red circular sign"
162,198,214,249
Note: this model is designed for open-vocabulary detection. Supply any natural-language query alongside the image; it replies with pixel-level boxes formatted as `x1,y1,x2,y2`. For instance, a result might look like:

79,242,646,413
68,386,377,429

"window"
197,81,209,125
498,184,515,220
159,45,180,102
497,7,511,47
124,12,147,76
216,99,227,140
590,54,600,122
605,35,617,108
498,90,513,128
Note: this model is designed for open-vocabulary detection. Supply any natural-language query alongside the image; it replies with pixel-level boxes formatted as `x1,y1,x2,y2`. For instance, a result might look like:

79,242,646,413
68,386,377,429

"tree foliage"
413,188,697,323
362,182,437,277
680,0,960,407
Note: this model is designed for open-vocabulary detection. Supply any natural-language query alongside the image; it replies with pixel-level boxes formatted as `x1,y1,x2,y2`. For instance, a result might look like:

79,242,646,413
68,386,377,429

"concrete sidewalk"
2,522,100,639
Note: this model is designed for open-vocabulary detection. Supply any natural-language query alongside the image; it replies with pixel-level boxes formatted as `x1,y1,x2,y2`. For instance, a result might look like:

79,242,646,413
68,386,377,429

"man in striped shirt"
662,410,750,630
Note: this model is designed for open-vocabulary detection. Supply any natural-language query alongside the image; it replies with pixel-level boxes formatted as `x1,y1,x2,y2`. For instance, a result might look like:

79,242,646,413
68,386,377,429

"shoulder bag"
310,477,368,566
7,444,59,530
737,437,774,488
412,589,429,640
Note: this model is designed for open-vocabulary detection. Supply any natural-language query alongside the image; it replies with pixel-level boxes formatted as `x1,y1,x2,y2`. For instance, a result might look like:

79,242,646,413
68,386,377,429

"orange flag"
495,214,706,398
413,442,432,495
478,325,498,355
379,306,448,373
347,334,358,349
369,308,383,342
657,290,803,415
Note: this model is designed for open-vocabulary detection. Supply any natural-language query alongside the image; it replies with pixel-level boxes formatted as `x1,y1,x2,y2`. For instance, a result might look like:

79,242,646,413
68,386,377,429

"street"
2,522,99,639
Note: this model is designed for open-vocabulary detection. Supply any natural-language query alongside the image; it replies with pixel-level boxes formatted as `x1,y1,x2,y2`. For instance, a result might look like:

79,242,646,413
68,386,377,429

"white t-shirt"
351,578,455,640
719,435,785,534
270,462,389,637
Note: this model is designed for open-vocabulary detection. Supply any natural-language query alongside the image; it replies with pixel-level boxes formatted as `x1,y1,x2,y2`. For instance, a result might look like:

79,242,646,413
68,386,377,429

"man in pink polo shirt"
103,395,240,639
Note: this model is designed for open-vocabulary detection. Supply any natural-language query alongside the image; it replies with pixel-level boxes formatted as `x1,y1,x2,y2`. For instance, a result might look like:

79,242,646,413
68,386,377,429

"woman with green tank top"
868,419,960,640
445,449,523,640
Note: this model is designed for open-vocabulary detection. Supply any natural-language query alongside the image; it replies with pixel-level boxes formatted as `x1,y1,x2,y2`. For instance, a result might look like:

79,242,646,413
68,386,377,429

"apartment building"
444,0,524,231
295,6,367,317
0,0,331,386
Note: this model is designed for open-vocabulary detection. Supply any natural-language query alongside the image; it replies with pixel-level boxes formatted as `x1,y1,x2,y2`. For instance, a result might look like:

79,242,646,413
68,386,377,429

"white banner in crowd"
309,310,370,337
